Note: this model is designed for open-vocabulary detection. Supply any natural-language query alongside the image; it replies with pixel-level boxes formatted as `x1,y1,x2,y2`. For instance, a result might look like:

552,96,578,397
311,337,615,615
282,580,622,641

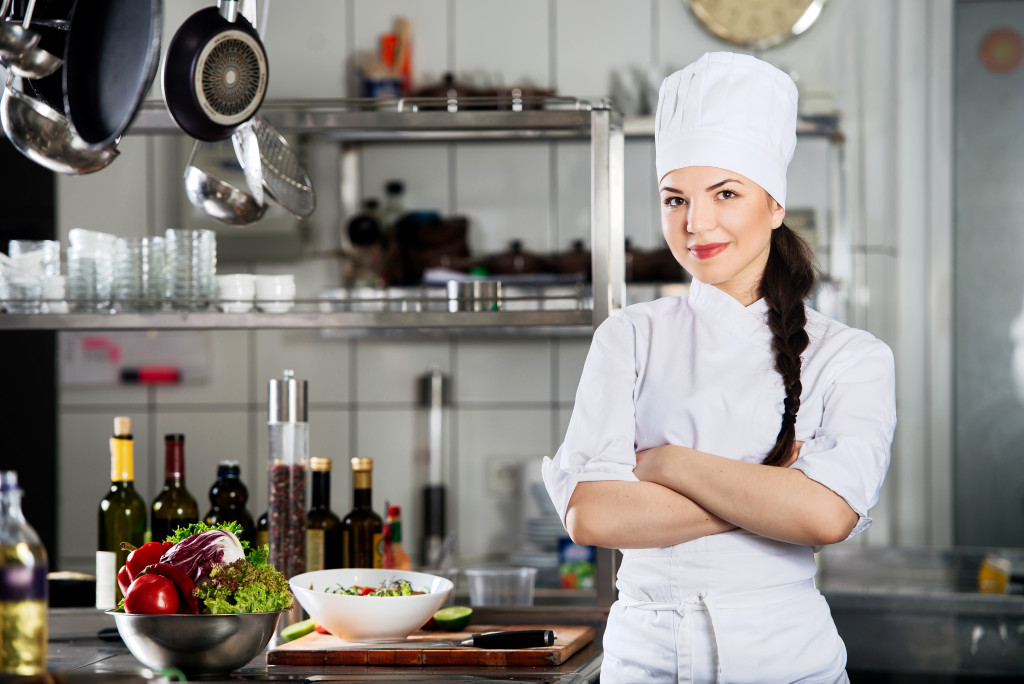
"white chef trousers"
600,579,849,684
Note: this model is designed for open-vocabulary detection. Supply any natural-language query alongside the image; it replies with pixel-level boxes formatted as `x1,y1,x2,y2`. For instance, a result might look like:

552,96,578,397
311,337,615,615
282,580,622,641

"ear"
770,200,785,230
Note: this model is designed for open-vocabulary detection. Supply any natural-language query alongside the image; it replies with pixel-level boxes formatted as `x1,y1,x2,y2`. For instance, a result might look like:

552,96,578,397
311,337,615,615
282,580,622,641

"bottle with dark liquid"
341,458,383,568
306,457,343,571
1,471,48,675
97,416,146,608
150,434,199,543
255,510,268,549
204,460,255,544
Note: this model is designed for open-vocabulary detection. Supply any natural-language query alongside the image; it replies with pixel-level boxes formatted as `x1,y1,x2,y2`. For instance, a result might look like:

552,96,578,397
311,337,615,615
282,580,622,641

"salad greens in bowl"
108,522,293,676
290,568,453,642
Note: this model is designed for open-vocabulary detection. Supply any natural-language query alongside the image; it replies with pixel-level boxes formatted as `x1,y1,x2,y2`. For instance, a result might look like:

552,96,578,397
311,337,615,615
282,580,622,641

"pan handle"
217,0,239,23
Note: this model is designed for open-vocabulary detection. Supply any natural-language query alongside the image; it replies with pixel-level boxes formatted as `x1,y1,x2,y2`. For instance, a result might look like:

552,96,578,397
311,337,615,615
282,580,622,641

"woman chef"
542,52,896,683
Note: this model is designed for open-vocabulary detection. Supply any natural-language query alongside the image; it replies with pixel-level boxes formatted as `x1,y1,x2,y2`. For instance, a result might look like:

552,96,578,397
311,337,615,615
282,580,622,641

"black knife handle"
470,629,556,649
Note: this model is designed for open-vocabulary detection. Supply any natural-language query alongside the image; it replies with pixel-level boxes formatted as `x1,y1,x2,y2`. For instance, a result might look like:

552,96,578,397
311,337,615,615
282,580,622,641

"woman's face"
659,166,785,305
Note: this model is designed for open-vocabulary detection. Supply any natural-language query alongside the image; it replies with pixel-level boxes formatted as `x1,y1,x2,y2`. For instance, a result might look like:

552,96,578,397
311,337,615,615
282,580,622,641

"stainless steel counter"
818,546,1024,678
43,607,605,684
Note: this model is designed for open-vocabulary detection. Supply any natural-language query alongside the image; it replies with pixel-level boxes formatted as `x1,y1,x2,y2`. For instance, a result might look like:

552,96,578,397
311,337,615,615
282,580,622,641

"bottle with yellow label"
307,457,343,570
341,458,383,568
96,416,146,608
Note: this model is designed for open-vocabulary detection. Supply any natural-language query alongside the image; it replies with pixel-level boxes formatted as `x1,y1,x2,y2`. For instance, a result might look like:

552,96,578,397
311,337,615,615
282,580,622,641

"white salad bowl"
290,568,453,642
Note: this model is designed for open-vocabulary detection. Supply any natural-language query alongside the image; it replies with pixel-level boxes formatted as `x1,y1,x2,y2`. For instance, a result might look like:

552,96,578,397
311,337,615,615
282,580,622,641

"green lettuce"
194,556,293,614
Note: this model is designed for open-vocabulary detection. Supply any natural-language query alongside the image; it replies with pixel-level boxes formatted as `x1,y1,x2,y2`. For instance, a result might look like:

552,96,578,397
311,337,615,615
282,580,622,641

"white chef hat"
655,52,799,208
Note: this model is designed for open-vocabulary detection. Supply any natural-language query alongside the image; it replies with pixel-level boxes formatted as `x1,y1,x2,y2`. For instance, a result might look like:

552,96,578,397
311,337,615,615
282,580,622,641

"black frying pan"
62,0,162,149
161,4,268,142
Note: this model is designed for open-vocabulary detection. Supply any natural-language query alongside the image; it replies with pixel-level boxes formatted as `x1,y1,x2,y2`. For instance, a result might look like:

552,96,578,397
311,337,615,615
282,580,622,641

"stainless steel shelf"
0,309,593,333
130,98,619,141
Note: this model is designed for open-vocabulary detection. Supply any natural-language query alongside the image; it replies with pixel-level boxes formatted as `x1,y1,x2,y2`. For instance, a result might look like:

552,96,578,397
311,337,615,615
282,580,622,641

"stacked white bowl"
255,274,295,313
216,274,256,313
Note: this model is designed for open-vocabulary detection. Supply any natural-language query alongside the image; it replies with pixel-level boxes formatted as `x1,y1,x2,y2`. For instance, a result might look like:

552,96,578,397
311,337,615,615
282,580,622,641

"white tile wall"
455,408,553,559
454,142,552,254
354,340,450,405
452,0,550,88
455,340,553,404
54,0,926,570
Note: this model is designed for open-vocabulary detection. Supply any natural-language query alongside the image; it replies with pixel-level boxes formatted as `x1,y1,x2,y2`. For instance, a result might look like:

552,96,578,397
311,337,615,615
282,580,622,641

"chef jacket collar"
688,278,772,344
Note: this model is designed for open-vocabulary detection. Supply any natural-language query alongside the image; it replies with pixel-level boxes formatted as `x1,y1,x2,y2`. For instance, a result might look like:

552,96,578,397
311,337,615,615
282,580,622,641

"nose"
687,198,714,234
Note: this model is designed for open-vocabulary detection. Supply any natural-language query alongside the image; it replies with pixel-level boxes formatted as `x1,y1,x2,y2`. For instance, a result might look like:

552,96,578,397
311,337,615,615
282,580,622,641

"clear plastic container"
464,567,537,607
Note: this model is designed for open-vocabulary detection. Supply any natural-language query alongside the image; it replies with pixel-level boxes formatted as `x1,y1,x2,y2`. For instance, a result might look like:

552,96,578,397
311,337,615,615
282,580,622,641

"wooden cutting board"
267,624,595,667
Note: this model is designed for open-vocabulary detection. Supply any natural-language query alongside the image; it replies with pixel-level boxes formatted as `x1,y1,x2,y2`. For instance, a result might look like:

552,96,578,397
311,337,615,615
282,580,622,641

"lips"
688,242,728,259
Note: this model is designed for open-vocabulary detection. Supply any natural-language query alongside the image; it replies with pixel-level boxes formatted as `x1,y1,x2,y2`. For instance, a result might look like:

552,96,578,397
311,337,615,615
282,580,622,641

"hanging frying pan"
161,0,267,142
62,0,161,149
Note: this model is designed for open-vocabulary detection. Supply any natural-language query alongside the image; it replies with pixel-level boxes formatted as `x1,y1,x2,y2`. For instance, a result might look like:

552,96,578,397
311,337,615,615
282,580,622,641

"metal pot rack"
0,95,626,337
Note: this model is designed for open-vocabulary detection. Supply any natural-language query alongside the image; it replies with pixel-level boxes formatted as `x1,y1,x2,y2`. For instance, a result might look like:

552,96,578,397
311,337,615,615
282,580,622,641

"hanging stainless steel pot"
161,0,268,142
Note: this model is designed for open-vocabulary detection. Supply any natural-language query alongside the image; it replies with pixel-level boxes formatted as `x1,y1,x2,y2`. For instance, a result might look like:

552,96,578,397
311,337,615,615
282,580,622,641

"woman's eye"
663,196,686,207
717,189,737,199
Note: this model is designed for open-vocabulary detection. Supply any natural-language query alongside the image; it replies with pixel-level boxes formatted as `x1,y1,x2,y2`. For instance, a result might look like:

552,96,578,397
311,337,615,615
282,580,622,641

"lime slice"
280,618,316,642
433,605,473,631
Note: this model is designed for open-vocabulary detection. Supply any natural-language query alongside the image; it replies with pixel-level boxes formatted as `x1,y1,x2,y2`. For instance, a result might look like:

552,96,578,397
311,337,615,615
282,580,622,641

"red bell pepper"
123,541,173,582
139,562,200,614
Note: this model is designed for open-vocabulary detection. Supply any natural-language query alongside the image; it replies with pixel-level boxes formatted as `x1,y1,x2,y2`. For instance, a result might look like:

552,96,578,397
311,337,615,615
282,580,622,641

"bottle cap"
217,460,241,478
351,457,373,472
114,416,131,437
385,180,404,195
310,457,332,472
417,367,451,407
268,369,308,423
165,433,185,442
387,504,401,518
0,471,18,492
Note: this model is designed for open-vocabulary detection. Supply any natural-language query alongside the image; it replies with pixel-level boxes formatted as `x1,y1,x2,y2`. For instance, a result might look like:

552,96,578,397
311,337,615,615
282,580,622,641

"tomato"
314,623,330,634
117,565,132,596
358,586,375,596
123,574,179,614
125,541,173,582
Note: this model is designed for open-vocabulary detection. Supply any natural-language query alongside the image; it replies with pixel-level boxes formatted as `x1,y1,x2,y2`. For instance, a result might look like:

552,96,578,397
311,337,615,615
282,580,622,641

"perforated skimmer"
233,114,316,218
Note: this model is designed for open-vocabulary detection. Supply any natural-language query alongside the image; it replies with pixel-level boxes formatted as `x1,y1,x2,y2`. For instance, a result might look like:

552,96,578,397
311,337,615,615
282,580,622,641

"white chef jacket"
542,279,896,683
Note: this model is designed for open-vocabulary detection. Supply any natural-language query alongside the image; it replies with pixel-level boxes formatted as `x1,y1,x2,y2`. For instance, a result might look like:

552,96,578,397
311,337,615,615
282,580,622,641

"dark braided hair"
759,220,817,467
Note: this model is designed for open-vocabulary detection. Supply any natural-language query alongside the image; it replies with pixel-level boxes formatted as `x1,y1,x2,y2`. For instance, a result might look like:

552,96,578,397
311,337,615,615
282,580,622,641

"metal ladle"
0,74,119,175
0,0,40,60
0,0,61,79
184,139,267,225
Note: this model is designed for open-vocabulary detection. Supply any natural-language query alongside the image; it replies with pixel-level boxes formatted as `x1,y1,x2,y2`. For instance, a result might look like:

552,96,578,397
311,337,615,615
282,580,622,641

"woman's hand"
633,445,678,484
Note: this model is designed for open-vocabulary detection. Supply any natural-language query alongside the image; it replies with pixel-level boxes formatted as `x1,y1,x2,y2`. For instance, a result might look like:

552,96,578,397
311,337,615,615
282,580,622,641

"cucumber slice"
280,618,316,642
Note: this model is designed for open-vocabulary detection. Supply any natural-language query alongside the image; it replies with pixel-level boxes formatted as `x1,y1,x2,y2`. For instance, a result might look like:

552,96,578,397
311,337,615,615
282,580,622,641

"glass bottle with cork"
97,416,146,608
306,457,343,571
151,433,199,543
204,460,256,544
341,458,383,568
1,471,48,675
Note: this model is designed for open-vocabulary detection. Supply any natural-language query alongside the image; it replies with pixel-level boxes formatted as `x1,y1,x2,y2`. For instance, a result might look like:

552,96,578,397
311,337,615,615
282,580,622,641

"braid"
760,223,817,467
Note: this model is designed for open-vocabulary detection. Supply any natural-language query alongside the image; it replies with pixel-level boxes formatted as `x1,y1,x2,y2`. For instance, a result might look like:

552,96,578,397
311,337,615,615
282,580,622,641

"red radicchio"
158,529,245,584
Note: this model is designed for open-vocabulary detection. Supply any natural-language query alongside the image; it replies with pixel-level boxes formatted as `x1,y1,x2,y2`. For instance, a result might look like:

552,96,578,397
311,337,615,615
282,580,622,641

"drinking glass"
164,229,216,311
67,229,117,313
113,236,165,312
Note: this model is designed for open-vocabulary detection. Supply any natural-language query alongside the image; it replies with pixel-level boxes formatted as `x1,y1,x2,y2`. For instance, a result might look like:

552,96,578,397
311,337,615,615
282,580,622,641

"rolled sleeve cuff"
541,456,638,527
790,431,888,541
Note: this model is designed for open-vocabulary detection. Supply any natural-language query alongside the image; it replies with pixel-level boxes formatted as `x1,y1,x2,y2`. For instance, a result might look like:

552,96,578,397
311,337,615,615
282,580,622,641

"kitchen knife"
360,629,556,649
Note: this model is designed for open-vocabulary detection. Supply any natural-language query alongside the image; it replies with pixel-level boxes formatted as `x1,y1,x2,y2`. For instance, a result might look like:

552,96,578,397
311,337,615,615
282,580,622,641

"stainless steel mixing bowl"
109,611,283,676
0,80,118,175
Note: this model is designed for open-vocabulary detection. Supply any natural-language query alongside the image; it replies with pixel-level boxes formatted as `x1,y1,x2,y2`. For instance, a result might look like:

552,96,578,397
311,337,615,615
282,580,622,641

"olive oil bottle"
306,457,343,570
341,458,383,568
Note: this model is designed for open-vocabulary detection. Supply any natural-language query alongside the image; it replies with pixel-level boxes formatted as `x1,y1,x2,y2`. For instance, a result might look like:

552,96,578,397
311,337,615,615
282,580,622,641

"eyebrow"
659,178,744,194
